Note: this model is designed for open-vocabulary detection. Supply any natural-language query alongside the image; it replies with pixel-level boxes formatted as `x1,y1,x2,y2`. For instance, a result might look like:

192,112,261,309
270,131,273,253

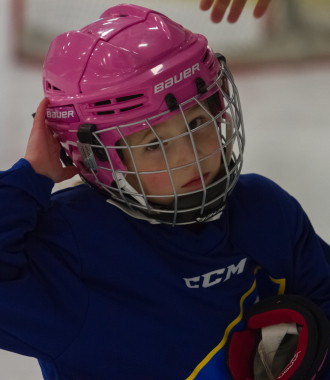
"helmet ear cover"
226,295,330,380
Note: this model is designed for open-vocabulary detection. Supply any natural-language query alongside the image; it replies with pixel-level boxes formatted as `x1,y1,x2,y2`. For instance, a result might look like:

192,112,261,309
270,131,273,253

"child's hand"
200,0,272,23
25,98,79,183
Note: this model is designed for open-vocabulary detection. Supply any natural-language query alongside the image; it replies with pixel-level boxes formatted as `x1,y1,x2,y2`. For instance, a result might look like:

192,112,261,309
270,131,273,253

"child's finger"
253,0,272,18
60,166,80,183
227,0,248,23
33,98,49,129
199,0,215,11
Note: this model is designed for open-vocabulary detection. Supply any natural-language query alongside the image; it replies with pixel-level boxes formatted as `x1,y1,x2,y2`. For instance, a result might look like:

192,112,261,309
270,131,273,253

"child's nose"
173,135,201,167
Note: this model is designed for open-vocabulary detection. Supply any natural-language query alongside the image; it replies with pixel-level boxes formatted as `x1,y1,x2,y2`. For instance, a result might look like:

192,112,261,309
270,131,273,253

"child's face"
120,104,222,205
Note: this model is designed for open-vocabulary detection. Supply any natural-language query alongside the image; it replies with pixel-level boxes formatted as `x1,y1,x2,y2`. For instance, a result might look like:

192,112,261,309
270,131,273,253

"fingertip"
211,16,223,23
40,97,49,105
33,98,50,126
253,8,263,18
199,0,213,11
210,9,225,23
36,97,49,113
253,0,272,18
253,8,267,19
41,97,50,108
227,14,239,23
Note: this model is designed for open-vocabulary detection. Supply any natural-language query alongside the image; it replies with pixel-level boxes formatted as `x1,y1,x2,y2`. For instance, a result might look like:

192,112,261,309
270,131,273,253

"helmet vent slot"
203,50,210,63
46,81,63,93
116,94,143,103
97,110,115,115
120,104,143,113
85,95,145,117
95,100,111,106
208,61,215,70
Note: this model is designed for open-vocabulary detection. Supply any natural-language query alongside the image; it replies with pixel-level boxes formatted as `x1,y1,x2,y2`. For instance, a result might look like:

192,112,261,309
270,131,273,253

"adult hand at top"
200,0,272,23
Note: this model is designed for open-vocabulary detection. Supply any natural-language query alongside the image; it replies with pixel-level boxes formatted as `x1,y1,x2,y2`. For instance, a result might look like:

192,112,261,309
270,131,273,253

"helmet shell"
43,4,220,186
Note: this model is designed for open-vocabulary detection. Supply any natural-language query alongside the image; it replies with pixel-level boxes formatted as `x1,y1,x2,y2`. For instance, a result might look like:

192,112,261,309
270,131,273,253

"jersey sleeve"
230,175,330,377
264,192,330,379
230,174,330,318
0,159,53,280
0,159,87,361
285,195,330,315
265,178,330,317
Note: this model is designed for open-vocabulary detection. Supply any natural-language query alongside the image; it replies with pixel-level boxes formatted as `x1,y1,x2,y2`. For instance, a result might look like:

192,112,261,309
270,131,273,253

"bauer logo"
154,63,200,94
46,106,80,123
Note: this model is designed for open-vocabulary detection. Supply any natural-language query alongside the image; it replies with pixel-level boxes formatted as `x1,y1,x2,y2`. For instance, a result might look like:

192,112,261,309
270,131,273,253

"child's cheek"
208,133,221,150
143,172,173,194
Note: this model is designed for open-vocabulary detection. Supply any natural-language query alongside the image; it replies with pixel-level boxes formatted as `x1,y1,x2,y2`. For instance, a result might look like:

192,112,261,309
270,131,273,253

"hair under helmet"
43,4,245,225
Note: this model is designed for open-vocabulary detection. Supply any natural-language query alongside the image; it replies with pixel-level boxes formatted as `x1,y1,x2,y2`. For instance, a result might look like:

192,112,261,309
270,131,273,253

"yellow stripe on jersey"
269,275,286,295
186,278,257,380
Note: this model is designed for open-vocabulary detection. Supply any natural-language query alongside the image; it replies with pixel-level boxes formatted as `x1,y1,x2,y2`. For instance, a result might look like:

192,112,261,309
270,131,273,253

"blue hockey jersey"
0,159,329,380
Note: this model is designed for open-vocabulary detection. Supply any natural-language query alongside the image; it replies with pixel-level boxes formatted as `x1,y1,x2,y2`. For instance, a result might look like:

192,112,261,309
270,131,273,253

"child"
1,3,329,380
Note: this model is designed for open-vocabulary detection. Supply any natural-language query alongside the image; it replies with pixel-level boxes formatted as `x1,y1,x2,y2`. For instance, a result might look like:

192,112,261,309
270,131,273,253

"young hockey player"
0,3,329,379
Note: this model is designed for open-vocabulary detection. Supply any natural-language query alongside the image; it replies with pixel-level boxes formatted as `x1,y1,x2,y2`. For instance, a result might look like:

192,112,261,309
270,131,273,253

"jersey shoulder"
232,173,291,205
227,173,304,247
50,183,123,221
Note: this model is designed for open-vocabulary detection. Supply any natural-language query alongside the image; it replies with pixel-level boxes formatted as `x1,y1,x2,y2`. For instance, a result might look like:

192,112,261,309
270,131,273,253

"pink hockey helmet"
43,4,245,225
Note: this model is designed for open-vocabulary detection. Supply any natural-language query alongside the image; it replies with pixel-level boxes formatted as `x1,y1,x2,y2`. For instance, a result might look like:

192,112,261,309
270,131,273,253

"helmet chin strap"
115,172,148,207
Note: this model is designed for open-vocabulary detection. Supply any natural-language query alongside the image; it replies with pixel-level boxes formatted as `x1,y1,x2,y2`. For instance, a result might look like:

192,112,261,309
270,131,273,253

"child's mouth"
182,173,209,189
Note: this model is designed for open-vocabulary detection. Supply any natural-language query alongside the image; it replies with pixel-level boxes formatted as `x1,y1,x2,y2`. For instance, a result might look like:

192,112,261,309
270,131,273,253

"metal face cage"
75,61,244,226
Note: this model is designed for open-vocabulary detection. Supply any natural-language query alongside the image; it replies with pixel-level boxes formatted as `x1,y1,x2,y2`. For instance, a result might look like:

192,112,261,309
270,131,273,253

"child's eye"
189,117,207,130
145,140,161,152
